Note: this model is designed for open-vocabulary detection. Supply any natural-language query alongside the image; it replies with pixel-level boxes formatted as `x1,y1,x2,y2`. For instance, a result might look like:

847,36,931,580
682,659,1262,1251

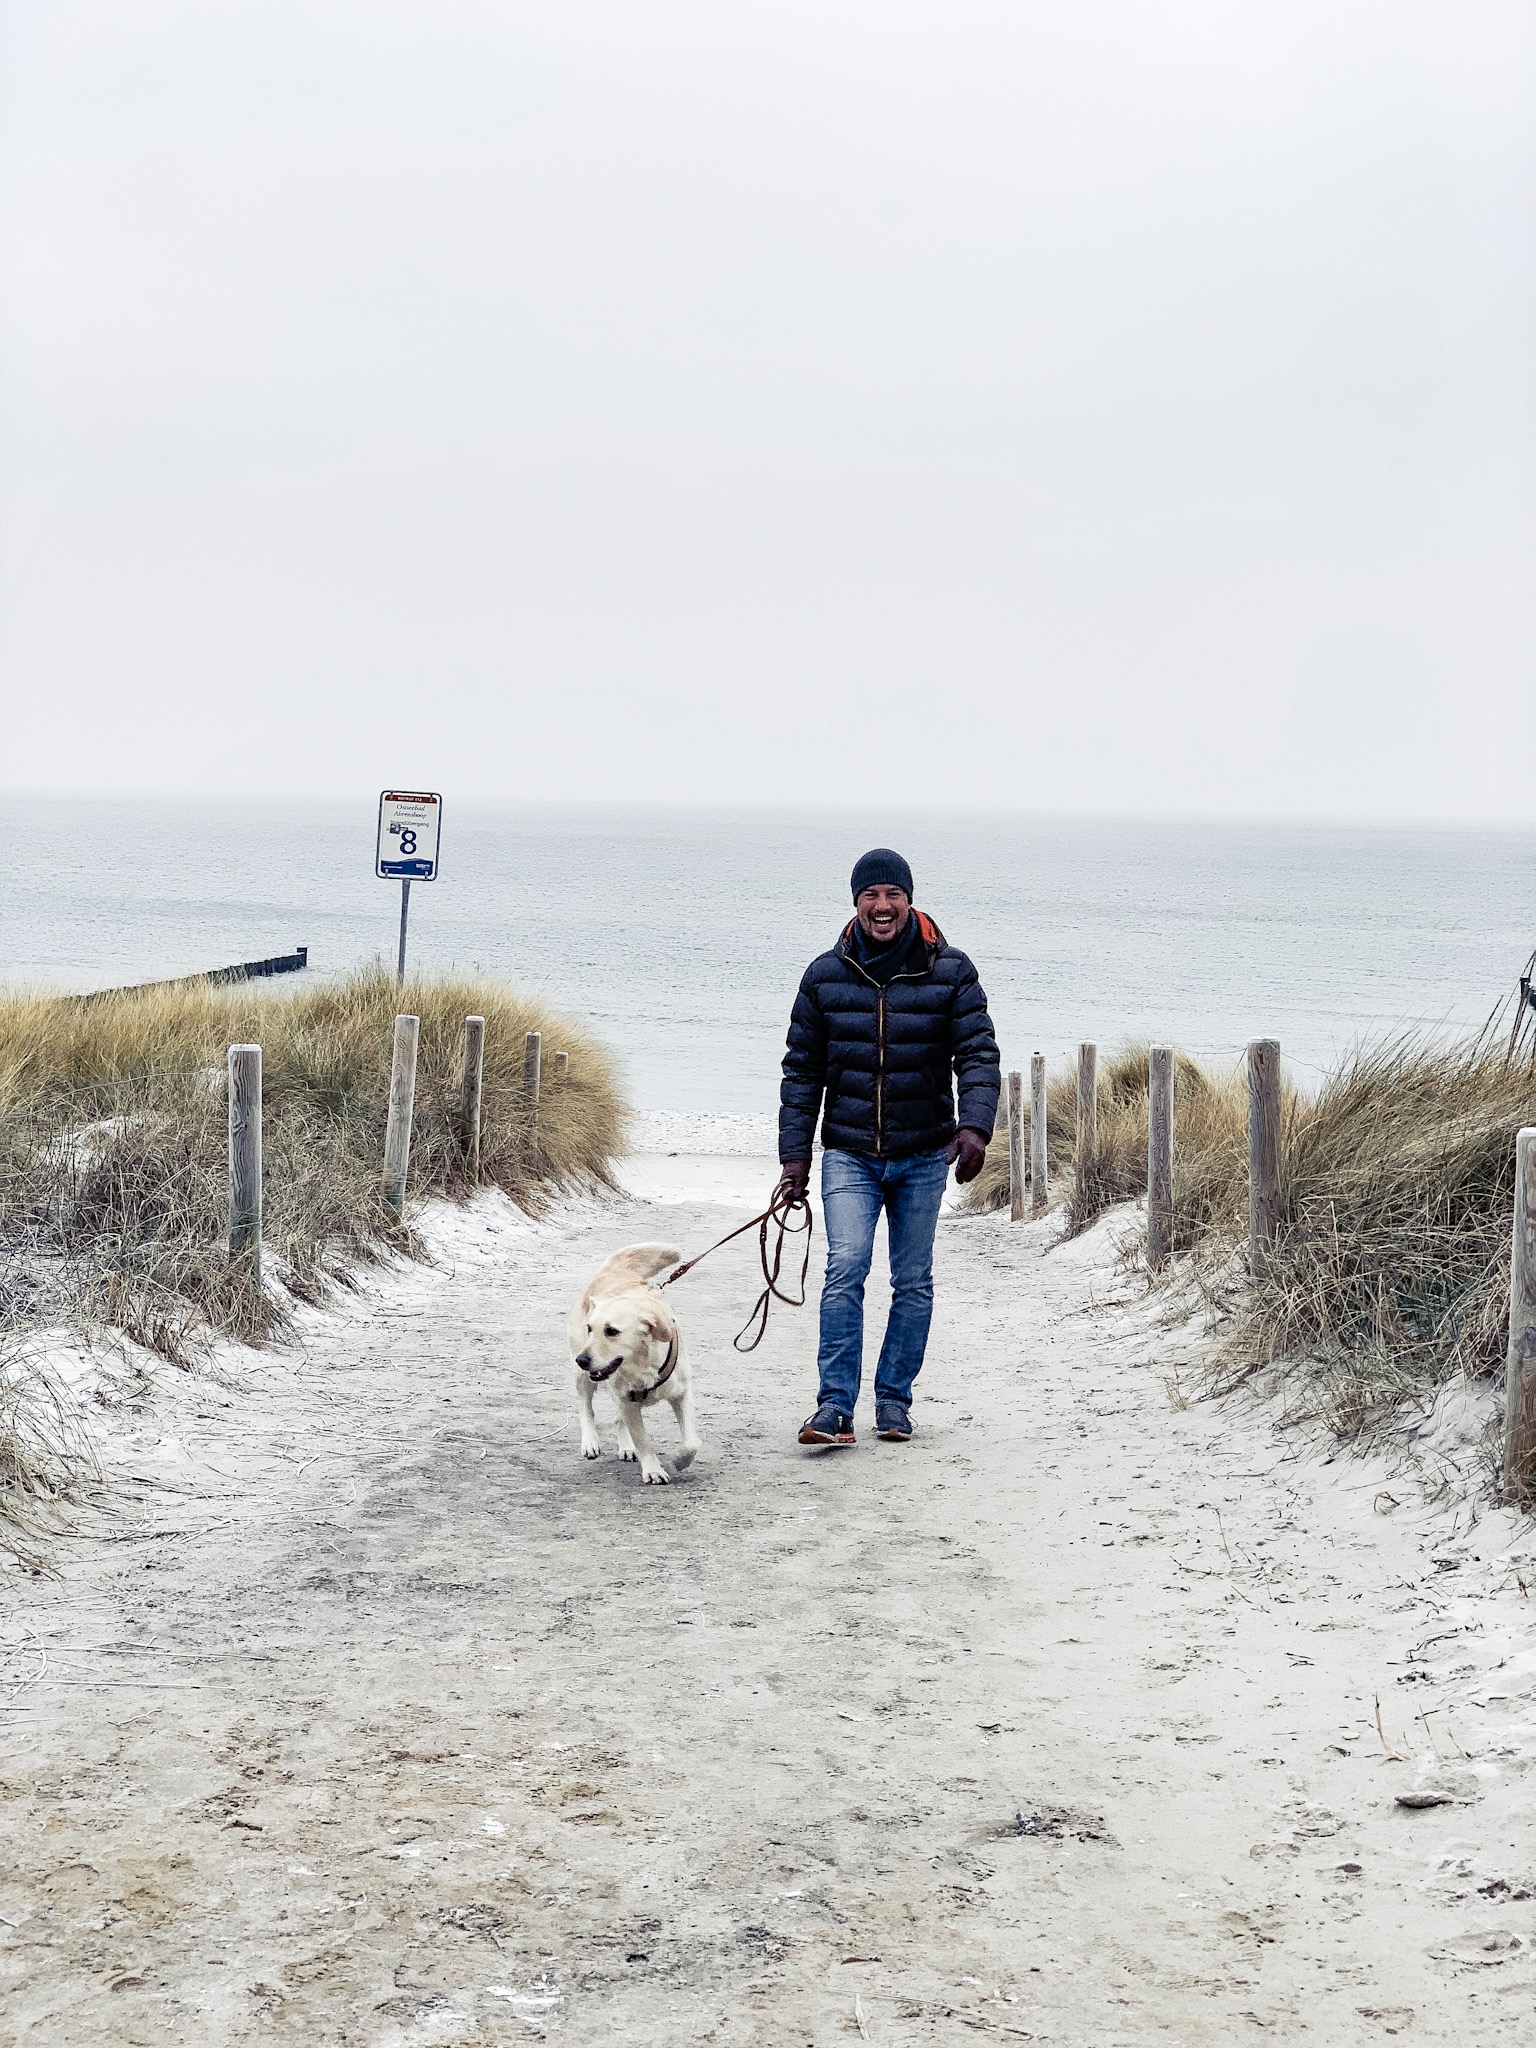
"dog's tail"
604,1241,683,1285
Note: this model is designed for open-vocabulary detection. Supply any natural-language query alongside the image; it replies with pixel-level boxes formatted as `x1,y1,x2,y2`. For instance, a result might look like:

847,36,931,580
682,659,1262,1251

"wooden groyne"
71,947,309,1004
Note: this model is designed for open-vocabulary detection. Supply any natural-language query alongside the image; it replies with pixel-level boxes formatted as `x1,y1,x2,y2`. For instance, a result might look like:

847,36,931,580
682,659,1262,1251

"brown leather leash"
658,1183,815,1352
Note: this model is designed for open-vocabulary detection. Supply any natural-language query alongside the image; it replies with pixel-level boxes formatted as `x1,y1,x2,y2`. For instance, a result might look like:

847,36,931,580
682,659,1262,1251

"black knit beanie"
850,848,915,901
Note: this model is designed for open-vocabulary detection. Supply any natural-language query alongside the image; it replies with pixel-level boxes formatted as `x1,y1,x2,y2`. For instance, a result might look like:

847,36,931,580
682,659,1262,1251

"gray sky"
2,2,1532,818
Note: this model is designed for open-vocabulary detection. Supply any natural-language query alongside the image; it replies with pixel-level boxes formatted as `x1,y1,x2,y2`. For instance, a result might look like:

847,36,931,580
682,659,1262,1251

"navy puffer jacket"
779,913,1001,1162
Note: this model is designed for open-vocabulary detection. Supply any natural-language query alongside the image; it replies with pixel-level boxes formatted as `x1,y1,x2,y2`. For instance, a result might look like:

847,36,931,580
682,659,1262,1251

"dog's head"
572,1296,667,1385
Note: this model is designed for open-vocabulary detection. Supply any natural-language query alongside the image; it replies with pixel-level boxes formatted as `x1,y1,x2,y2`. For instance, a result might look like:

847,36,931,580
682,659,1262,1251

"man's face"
855,884,911,944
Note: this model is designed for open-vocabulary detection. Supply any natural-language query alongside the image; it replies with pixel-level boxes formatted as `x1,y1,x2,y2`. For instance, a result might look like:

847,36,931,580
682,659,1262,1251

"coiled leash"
658,1182,815,1352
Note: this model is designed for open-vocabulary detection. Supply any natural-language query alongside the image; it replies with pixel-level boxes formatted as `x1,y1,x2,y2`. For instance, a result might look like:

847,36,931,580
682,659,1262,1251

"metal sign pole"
377,790,440,977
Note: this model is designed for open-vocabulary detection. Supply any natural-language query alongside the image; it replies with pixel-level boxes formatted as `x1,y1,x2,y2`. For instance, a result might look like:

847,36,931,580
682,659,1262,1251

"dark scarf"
851,912,926,987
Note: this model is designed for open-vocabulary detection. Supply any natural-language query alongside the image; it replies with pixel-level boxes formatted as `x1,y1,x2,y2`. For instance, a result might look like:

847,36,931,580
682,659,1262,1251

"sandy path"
3,1163,1535,2046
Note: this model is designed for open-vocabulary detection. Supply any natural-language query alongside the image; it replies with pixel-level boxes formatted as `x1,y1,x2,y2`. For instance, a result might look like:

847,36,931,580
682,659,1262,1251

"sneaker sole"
798,1428,857,1446
876,1427,912,1441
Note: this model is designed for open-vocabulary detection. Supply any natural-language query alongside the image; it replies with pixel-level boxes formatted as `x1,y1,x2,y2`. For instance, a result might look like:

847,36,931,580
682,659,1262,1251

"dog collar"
629,1335,677,1402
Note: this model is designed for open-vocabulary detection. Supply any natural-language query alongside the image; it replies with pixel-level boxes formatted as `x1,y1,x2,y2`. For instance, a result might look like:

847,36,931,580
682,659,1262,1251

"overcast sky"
2,2,1532,819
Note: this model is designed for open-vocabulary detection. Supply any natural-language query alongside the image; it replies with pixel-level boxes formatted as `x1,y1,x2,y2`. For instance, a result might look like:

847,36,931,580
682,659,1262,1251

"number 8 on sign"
376,793,441,881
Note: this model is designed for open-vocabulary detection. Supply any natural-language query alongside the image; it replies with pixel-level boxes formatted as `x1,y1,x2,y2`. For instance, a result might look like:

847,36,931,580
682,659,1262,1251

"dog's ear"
639,1311,672,1345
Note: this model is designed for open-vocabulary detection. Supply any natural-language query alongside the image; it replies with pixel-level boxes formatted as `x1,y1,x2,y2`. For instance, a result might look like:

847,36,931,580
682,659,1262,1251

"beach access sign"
376,791,442,880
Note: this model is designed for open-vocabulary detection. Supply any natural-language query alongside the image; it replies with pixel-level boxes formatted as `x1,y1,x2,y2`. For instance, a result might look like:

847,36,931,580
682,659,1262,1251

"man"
778,848,1000,1448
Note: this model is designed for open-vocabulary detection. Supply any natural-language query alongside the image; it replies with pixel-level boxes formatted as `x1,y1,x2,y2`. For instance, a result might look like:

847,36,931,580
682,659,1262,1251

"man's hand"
777,1159,811,1201
945,1128,989,1184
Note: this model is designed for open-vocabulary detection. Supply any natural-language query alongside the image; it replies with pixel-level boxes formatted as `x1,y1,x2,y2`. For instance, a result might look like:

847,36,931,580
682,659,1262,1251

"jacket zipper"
841,923,931,1160
875,990,886,1156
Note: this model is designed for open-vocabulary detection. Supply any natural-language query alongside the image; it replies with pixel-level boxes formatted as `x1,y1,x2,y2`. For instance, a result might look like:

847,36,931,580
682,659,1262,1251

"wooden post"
1030,1052,1048,1212
1147,1043,1174,1268
1076,1042,1098,1160
383,1014,420,1220
1007,1070,1025,1222
1247,1037,1282,1271
460,1015,485,1184
554,1050,569,1081
227,1043,262,1281
524,1030,542,1111
1501,1128,1536,1504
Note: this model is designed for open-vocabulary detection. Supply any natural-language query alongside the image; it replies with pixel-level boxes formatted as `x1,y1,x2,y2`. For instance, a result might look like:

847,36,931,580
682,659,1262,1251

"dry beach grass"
0,969,625,1534
971,1042,1254,1242
1216,1039,1536,1440
973,1035,1536,1453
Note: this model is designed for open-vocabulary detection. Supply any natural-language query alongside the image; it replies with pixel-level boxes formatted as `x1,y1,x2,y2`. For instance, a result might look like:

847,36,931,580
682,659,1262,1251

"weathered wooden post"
460,1015,485,1184
1076,1042,1098,1160
524,1030,542,1111
1501,1128,1536,1504
554,1050,569,1081
383,1014,420,1220
1147,1043,1174,1268
1030,1052,1048,1212
1247,1037,1281,1271
1007,1070,1025,1222
227,1043,262,1281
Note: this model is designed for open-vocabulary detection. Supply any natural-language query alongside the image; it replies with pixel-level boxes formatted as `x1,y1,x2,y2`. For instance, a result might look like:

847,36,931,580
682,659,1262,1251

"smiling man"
777,848,1000,1448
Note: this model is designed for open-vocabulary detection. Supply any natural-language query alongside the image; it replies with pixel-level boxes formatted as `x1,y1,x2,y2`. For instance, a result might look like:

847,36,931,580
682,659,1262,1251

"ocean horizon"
2,792,1531,1115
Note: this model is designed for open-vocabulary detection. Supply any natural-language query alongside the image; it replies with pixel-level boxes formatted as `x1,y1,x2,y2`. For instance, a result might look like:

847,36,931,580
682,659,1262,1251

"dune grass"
1213,1041,1536,1439
0,968,626,1535
968,1044,1251,1243
969,1034,1536,1455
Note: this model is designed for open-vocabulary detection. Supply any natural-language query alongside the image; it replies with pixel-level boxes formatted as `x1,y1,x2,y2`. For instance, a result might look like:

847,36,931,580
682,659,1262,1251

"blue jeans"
816,1146,950,1413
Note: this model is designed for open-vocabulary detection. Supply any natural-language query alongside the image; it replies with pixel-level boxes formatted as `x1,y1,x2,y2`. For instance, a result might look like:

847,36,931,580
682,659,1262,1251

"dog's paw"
618,1441,637,1462
641,1467,670,1485
581,1444,601,1460
672,1445,698,1470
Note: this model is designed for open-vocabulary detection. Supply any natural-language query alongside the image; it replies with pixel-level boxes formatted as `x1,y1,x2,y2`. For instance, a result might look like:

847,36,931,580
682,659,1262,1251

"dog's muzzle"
577,1350,624,1383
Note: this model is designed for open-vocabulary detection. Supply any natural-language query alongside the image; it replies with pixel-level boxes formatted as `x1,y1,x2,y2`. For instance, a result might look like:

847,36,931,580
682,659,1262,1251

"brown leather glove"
945,1128,989,1184
777,1159,811,1200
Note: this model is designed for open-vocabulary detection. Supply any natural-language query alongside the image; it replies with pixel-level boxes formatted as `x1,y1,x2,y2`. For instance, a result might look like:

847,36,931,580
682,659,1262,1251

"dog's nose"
575,1350,592,1368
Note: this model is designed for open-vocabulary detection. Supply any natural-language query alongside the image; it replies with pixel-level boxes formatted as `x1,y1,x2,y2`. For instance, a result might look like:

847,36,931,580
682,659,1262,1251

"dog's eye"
603,1324,619,1338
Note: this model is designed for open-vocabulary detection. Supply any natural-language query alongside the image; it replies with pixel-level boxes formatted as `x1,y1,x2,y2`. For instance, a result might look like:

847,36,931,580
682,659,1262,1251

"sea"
2,794,1531,1122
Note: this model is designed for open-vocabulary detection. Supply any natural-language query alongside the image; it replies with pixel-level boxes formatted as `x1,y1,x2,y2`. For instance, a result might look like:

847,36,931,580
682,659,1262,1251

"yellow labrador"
567,1242,699,1484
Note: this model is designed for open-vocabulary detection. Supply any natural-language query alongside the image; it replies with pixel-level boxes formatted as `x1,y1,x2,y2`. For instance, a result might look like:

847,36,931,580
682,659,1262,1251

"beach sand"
3,1156,1534,2044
